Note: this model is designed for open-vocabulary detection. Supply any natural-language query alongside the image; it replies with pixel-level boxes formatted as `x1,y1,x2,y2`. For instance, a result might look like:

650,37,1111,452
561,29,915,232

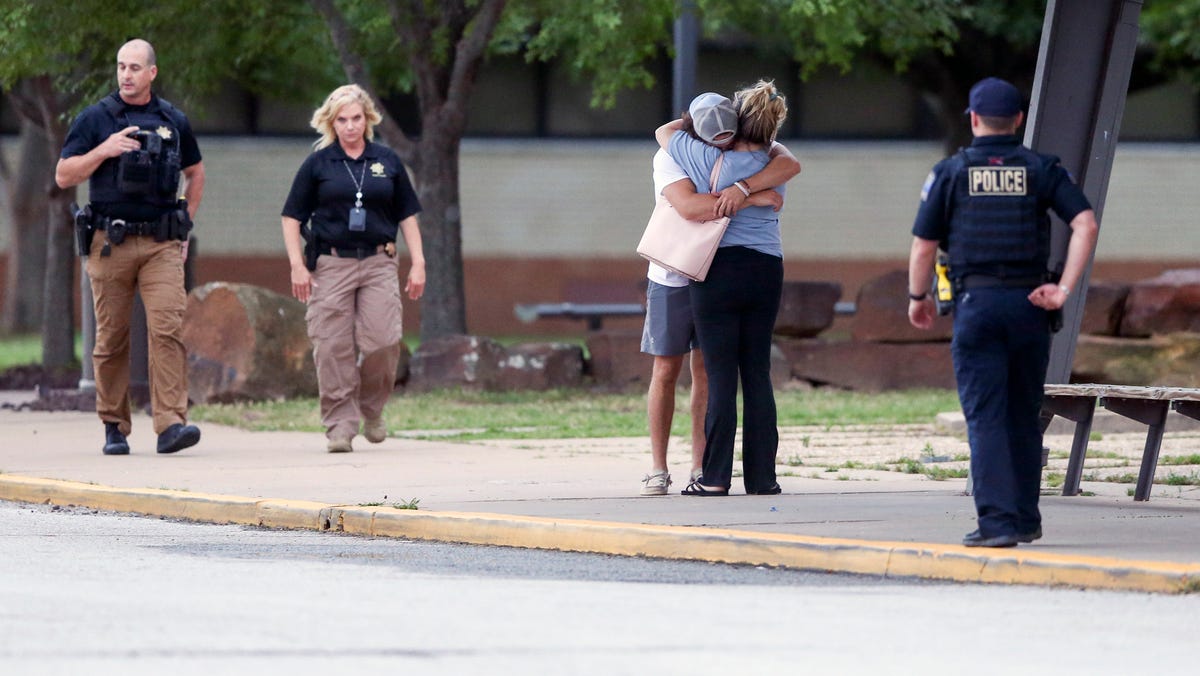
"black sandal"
681,480,729,496
747,483,782,495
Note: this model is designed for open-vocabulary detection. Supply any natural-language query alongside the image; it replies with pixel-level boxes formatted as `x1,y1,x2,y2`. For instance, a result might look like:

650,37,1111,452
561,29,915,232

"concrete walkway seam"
2,474,1197,594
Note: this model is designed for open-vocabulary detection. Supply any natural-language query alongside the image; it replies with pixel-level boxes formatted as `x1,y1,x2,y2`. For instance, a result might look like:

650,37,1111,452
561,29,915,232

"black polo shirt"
60,91,202,220
281,140,421,248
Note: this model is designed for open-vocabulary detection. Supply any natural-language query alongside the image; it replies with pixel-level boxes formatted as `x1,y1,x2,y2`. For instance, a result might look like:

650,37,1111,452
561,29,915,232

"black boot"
156,423,201,454
102,422,130,456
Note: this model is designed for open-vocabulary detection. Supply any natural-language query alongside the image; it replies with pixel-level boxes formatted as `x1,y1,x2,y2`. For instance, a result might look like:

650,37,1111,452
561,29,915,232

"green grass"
1160,454,1200,466
0,335,49,371
190,387,960,441
0,333,86,371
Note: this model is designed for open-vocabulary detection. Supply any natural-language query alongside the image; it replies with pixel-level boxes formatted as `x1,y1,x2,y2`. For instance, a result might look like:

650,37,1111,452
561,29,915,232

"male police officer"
907,77,1098,547
55,38,205,456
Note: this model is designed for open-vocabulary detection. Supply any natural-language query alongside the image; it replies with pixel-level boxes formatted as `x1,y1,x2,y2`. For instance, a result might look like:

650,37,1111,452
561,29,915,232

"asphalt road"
2,501,1196,675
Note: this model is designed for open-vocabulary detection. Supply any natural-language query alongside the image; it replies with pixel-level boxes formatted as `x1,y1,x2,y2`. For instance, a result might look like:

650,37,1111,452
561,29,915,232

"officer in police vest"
55,38,205,456
907,77,1099,547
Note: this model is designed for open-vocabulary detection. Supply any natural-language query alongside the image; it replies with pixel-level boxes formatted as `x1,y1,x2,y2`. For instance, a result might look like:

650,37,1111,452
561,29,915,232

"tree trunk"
1,116,51,334
414,127,467,339
41,184,77,376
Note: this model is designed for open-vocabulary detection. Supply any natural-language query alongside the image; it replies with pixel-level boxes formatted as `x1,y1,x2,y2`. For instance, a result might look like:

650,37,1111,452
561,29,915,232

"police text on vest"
968,166,1027,196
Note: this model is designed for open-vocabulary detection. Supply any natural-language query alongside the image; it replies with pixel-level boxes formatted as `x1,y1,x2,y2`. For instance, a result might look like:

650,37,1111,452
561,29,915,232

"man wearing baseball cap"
906,77,1099,547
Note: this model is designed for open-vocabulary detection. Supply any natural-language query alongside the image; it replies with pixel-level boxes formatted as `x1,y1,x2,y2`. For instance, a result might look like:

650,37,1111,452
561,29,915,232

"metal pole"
1024,0,1143,384
672,0,699,116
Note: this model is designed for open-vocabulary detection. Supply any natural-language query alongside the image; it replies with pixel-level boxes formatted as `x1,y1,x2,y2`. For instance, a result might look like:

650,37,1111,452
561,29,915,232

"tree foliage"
1141,0,1200,88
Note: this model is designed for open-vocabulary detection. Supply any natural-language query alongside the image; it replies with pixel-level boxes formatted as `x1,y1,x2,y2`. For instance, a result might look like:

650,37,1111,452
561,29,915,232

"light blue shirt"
668,131,784,258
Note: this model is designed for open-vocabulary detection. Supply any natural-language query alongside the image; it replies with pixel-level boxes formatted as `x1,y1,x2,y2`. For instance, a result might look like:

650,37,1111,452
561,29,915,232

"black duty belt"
319,244,386,260
95,218,160,236
959,274,1044,290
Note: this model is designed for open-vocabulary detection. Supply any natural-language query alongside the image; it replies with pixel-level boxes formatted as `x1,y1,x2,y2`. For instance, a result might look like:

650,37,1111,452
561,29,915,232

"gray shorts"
640,281,698,356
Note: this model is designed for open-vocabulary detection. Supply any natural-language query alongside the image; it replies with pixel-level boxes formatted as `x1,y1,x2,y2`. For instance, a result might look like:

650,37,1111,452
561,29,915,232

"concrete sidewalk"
1,408,1199,593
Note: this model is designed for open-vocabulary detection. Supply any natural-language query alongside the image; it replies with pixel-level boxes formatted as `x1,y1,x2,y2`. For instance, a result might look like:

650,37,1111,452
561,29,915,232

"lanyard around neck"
342,159,367,208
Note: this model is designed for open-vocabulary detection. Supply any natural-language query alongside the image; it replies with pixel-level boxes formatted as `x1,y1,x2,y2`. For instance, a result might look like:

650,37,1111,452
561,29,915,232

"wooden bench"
513,302,645,331
1041,383,1200,501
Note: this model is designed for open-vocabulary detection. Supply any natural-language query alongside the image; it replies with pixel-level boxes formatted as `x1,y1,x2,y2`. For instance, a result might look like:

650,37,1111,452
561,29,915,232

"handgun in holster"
72,203,95,257
301,223,319,272
932,253,954,316
1045,266,1064,333
168,199,194,242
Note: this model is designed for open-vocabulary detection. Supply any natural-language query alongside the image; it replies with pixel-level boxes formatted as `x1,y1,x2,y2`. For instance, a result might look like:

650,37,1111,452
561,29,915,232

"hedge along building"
1,59,1199,337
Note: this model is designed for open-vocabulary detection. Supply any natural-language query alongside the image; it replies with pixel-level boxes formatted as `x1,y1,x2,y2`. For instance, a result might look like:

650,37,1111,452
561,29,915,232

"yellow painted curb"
3,475,1198,594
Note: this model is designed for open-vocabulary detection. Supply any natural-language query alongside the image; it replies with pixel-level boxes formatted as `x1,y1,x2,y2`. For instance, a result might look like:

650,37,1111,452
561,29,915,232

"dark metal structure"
1025,0,1144,384
672,0,699,116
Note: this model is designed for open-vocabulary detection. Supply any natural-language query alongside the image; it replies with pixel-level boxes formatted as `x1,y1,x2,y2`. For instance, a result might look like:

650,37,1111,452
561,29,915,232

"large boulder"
1120,269,1200,337
1079,282,1129,336
585,330,652,390
183,282,317,403
408,335,505,391
1071,333,1200,387
851,270,953,343
778,337,955,391
773,281,842,338
496,342,585,391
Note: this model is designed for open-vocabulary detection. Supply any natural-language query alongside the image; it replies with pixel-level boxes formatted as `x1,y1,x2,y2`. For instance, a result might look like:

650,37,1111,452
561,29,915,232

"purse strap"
709,153,725,193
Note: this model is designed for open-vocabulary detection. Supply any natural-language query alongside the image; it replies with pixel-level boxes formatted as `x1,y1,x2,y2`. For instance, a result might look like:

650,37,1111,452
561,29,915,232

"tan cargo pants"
306,252,404,440
86,233,188,435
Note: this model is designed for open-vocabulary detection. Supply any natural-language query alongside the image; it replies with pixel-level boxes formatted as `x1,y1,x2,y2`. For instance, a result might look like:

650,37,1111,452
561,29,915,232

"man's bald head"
116,38,157,105
118,39,156,66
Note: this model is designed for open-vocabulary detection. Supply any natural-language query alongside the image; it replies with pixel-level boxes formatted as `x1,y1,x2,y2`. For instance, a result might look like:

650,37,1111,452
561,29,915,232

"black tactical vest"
89,95,183,209
947,145,1050,278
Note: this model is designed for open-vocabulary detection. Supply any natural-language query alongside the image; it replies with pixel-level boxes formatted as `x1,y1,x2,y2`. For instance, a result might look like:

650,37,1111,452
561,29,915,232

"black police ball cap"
966,77,1022,117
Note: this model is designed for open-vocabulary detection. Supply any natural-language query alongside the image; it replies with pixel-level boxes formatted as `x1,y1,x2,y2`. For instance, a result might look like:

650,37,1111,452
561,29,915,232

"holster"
166,200,193,242
1044,267,1064,333
72,203,95,257
301,224,319,272
1049,309,1064,333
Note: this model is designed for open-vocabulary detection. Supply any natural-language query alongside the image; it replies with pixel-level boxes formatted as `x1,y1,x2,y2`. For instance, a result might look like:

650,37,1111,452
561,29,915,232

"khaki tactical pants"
86,234,188,435
306,253,404,440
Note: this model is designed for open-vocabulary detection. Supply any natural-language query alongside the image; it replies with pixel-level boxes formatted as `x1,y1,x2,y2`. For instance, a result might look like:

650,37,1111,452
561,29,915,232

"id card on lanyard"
344,160,367,232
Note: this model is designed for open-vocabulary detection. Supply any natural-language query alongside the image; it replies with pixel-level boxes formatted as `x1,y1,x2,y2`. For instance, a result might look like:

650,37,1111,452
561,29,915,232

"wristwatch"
908,291,928,301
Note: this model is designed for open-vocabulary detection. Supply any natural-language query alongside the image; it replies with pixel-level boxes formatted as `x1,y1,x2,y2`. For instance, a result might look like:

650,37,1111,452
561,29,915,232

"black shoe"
1017,526,1043,544
681,480,729,496
962,529,1018,548
747,483,782,495
102,422,130,456
157,423,201,454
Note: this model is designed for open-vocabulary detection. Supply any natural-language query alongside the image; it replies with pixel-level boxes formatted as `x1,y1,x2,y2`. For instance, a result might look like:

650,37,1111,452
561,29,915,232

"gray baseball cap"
688,92,738,145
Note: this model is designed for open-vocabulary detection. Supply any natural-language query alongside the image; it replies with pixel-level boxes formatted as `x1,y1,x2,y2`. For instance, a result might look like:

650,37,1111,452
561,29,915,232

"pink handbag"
636,154,729,282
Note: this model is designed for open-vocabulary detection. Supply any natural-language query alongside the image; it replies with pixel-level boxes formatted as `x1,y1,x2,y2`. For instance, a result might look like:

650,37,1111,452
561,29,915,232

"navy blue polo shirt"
912,134,1091,246
60,91,202,220
281,140,421,248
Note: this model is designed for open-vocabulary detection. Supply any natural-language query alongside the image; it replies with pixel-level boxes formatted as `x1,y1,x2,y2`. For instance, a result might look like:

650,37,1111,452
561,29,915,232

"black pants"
952,286,1050,537
689,246,783,492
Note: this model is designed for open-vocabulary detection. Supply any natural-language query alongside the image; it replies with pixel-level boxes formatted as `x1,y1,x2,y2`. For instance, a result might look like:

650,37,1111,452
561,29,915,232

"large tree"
306,0,962,339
